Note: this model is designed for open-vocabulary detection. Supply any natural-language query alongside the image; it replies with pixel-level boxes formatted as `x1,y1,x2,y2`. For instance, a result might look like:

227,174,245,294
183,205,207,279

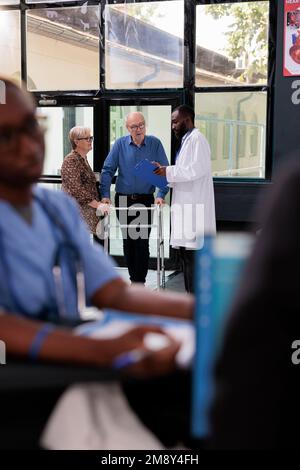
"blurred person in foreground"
209,160,300,449
0,77,194,448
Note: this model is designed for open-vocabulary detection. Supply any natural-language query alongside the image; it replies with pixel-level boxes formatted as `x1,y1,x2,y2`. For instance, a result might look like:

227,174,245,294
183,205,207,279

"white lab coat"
166,128,216,249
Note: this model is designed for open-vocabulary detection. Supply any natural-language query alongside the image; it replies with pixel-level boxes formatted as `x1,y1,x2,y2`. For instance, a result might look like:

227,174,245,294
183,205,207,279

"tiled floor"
115,267,174,290
116,267,186,292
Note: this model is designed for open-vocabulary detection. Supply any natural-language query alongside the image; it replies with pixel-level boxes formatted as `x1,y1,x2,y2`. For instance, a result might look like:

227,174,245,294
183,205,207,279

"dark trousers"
179,247,196,293
115,193,154,284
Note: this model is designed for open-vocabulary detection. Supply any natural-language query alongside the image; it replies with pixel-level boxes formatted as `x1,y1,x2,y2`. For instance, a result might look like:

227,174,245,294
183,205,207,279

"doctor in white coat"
154,105,216,292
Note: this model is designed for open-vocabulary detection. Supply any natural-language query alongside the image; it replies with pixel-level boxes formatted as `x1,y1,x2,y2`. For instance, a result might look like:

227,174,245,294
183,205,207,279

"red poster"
284,0,300,76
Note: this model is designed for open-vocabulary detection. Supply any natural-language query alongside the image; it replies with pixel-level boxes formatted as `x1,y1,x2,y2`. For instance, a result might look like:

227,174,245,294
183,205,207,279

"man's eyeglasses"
129,124,145,131
0,117,42,152
77,136,94,142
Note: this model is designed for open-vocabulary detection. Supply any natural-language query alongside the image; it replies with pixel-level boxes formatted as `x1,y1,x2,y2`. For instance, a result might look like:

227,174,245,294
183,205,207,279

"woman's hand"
88,199,101,209
110,326,181,377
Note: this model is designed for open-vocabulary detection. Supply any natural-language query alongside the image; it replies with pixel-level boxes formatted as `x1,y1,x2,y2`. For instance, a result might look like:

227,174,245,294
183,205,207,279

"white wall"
0,11,21,78
27,32,99,91
38,107,93,175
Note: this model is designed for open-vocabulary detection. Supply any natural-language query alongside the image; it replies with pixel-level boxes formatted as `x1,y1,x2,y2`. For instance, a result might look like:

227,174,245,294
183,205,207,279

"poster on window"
284,1,300,76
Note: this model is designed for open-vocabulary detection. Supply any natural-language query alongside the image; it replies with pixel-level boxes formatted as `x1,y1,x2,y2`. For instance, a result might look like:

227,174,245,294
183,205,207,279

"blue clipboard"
133,159,168,190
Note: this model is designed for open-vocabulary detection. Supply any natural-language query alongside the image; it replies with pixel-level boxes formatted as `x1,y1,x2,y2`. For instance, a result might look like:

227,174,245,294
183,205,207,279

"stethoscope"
0,193,86,322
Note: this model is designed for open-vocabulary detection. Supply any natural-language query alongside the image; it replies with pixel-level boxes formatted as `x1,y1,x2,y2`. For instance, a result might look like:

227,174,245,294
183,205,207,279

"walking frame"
102,205,165,290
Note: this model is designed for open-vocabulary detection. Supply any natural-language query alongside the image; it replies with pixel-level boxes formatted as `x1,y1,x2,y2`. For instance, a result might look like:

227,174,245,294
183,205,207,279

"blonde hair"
69,126,91,150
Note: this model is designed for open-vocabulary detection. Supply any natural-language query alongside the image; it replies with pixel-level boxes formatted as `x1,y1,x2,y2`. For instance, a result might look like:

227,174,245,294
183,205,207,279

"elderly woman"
61,126,105,240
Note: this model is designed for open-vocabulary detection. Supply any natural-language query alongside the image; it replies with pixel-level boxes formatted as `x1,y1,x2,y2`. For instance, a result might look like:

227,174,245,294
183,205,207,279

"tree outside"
204,2,269,84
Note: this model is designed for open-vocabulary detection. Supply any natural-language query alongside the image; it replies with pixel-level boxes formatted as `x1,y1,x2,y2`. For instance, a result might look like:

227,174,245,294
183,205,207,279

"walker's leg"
104,214,109,255
160,207,165,289
156,205,161,291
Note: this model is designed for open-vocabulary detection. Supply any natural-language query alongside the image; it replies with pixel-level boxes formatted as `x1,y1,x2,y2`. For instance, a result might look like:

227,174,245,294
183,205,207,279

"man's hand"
154,197,165,206
152,161,167,177
96,202,110,216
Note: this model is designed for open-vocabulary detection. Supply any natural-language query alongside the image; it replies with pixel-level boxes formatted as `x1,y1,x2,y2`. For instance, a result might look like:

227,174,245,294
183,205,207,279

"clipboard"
75,309,195,369
133,159,168,190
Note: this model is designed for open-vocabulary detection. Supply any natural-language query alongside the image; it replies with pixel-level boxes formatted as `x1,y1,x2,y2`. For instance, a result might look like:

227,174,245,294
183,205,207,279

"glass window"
107,105,171,258
0,0,19,4
197,112,218,160
237,111,246,159
27,0,73,3
223,107,233,159
249,113,259,157
38,106,93,176
195,92,267,178
196,2,269,87
38,182,61,191
105,1,184,89
26,6,100,91
109,105,171,159
0,10,21,80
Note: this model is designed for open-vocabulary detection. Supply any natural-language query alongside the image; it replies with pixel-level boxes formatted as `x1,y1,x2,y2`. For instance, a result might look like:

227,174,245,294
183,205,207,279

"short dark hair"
174,105,195,124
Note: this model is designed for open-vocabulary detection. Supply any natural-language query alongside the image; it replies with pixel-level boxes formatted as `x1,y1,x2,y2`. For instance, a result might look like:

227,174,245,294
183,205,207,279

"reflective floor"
116,267,185,292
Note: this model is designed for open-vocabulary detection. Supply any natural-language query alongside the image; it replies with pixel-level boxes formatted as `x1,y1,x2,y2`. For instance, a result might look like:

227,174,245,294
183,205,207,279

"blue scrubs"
0,187,120,322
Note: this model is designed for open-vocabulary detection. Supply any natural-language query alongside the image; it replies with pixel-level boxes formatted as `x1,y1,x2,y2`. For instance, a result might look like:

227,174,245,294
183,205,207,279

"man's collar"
181,128,195,144
128,135,146,146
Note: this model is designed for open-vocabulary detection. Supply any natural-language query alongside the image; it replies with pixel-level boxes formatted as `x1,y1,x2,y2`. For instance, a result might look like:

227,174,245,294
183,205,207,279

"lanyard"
36,194,86,321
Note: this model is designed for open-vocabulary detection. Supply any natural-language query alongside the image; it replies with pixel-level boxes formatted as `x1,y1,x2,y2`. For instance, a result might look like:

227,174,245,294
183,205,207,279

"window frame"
0,0,277,229
194,0,274,183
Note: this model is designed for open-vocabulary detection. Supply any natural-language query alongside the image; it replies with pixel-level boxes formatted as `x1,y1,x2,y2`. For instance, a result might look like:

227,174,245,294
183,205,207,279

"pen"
112,349,150,370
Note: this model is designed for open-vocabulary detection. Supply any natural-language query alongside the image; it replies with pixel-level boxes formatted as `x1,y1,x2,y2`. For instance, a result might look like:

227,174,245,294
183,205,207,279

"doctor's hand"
152,161,167,177
111,326,181,378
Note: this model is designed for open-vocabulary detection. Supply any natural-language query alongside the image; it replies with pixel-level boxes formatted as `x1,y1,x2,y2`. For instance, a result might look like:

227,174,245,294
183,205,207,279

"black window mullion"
20,1,27,84
94,98,109,172
99,0,106,92
184,0,195,108
264,0,276,181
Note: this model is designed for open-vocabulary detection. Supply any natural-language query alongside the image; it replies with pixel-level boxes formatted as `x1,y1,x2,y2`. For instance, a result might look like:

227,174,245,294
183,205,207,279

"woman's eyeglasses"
77,136,94,142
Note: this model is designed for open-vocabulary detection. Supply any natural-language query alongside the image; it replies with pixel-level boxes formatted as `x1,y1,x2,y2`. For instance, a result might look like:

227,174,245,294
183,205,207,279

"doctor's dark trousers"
179,247,195,293
115,193,154,284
